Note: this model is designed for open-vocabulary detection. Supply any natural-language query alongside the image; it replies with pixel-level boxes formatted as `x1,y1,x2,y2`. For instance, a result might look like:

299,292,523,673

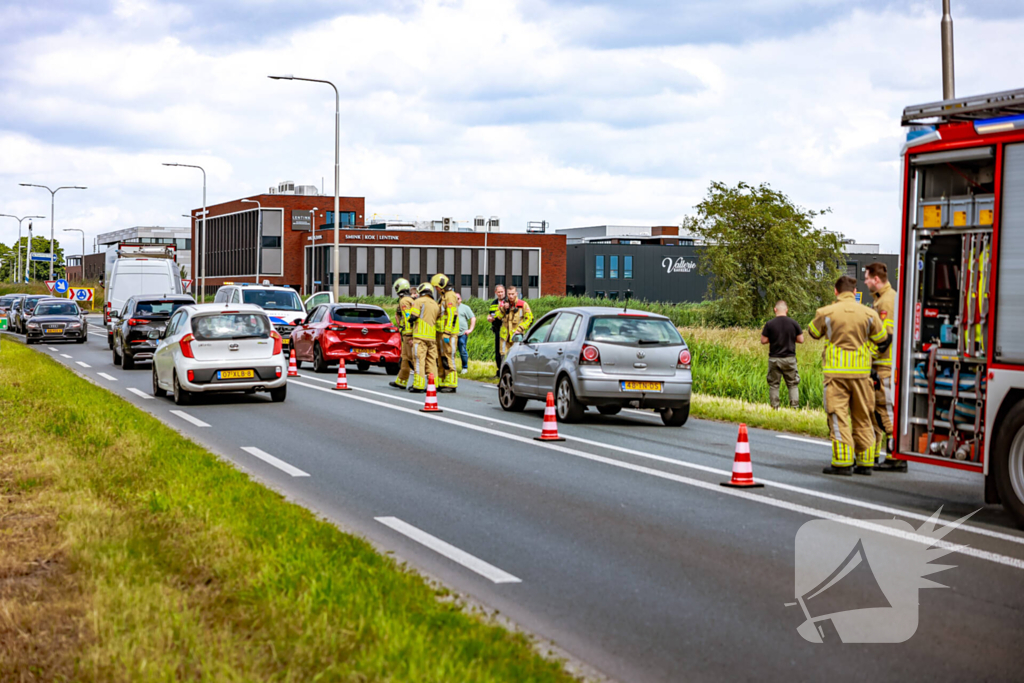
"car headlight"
27,322,39,329
68,322,82,328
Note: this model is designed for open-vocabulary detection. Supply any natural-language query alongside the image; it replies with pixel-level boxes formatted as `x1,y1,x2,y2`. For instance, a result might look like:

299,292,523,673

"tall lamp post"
62,228,86,281
241,199,262,285
163,163,206,299
0,214,45,283
19,184,86,279
269,74,341,300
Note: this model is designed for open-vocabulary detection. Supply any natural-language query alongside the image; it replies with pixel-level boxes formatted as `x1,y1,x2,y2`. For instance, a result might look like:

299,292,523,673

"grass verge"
0,341,577,682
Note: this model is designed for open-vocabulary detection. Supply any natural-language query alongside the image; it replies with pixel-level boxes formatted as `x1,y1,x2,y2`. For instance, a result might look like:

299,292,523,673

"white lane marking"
778,434,830,446
48,346,58,351
97,372,117,381
88,331,106,337
126,387,154,400
60,353,72,358
240,446,310,477
289,378,1024,569
76,361,91,368
169,410,210,427
296,374,1024,547
375,516,521,584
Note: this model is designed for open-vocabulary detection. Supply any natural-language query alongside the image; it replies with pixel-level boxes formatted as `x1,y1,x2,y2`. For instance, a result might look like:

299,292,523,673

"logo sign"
45,280,57,293
343,234,400,241
292,210,313,231
788,509,972,643
662,257,698,274
54,279,70,294
69,287,95,302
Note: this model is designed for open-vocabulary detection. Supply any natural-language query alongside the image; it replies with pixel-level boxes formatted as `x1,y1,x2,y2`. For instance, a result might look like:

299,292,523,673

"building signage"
662,257,698,274
291,210,312,231
344,234,400,241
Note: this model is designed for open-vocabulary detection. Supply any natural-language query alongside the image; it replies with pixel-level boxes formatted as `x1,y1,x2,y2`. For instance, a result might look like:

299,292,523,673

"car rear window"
0,297,14,306
192,313,270,340
33,302,80,316
586,315,683,346
331,307,391,325
134,300,192,317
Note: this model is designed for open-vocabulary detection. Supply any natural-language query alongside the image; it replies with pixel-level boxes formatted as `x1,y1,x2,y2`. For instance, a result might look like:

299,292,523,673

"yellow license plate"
352,348,375,355
218,369,255,380
45,328,62,334
621,380,663,392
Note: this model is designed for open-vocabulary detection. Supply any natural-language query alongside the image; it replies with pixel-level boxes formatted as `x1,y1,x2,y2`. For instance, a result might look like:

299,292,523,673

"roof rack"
902,87,1024,125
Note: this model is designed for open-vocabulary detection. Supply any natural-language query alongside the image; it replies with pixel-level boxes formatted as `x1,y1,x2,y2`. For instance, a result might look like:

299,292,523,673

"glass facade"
624,255,633,279
595,255,605,278
610,255,618,279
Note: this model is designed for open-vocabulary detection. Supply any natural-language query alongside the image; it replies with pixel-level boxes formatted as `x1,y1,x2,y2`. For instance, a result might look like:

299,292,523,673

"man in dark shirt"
761,300,805,409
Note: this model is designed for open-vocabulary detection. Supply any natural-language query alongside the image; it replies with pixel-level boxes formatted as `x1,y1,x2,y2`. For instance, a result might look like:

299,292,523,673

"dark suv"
112,294,195,369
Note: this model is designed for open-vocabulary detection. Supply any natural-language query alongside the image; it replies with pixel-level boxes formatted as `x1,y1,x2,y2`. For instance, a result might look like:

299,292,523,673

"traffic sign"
182,279,193,290
29,252,55,262
45,280,57,293
69,287,94,302
0,318,7,331
54,279,70,295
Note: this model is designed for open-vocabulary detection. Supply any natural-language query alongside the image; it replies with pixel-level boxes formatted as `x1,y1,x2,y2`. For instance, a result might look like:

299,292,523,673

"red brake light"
179,333,195,359
581,344,600,364
328,324,345,332
187,370,195,382
678,349,692,368
271,330,283,355
127,318,146,326
275,366,282,378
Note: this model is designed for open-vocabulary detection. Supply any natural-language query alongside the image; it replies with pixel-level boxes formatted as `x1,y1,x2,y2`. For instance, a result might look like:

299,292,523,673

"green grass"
0,341,579,682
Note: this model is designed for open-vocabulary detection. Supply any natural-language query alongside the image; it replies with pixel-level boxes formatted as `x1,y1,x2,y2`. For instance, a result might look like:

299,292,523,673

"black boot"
853,465,873,476
388,381,403,389
875,459,908,472
823,465,854,476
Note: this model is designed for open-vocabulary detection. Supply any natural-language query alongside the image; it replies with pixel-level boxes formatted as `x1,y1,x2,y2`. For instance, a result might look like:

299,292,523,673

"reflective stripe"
808,321,820,337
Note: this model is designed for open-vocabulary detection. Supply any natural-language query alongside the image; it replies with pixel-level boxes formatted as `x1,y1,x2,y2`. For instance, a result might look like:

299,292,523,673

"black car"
112,294,195,369
13,295,51,333
24,298,88,344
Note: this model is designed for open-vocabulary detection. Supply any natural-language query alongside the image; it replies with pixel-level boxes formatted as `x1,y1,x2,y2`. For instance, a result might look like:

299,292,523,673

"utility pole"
19,184,86,279
0,214,45,283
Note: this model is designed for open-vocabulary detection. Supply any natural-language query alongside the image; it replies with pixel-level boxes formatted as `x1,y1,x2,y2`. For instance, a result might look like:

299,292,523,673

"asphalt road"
6,321,1024,683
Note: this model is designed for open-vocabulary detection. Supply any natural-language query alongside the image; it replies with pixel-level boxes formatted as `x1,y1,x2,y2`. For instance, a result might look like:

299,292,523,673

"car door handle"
556,348,564,355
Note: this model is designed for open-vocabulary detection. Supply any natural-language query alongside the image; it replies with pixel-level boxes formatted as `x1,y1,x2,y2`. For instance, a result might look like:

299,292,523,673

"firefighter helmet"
392,278,411,296
430,273,450,290
417,282,434,297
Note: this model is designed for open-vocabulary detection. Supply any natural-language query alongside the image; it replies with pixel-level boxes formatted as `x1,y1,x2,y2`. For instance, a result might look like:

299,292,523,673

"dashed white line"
60,353,72,358
97,372,117,381
240,446,310,477
76,361,91,368
375,516,521,584
126,387,154,400
169,410,210,427
48,346,58,351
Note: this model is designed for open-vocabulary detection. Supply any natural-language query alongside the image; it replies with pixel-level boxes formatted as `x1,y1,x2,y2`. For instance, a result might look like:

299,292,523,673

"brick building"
192,191,566,299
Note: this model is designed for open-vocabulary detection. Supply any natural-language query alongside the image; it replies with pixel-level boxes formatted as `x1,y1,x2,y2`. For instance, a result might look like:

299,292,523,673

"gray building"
97,226,192,279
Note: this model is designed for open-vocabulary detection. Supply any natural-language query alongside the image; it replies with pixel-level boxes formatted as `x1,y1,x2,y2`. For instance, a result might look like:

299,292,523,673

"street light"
19,184,86,279
241,198,262,285
269,74,341,300
163,163,206,299
63,228,86,281
309,206,319,293
0,214,45,283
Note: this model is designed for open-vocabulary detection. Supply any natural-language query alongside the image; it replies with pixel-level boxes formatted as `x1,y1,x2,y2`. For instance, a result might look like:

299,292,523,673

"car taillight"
385,326,398,334
275,367,282,378
271,330,282,355
581,344,600,364
187,370,195,382
179,333,195,359
678,349,692,369
328,324,345,332
127,318,146,326
104,302,111,322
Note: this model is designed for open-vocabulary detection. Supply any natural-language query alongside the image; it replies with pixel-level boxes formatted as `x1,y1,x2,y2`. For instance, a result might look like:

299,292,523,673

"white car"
152,303,287,405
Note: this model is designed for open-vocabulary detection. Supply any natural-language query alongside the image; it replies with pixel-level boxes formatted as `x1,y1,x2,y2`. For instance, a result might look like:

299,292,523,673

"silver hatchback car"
498,307,693,426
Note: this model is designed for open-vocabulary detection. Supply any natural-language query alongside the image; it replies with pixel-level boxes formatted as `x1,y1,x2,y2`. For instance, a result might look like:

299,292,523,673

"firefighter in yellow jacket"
807,276,890,476
495,285,533,357
406,282,442,392
431,273,460,392
864,262,904,473
389,278,416,390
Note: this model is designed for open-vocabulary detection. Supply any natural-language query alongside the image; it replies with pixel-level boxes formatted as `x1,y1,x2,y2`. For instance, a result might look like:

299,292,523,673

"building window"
624,255,633,279
529,275,538,287
461,274,471,287
512,275,523,287
595,255,605,278
478,274,484,287
410,273,421,285
609,291,619,301
610,255,618,279
392,273,402,284
357,273,368,285
374,273,385,286
495,275,506,285
324,211,356,227
340,272,350,285
262,236,281,249
595,291,605,299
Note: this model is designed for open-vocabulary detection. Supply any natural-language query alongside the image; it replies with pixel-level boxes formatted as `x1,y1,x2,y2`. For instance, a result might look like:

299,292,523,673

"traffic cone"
333,359,351,391
287,348,299,377
534,392,566,441
721,423,763,488
420,373,443,413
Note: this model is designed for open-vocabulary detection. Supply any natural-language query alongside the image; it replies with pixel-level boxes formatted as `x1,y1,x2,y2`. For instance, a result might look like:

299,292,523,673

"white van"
105,255,182,347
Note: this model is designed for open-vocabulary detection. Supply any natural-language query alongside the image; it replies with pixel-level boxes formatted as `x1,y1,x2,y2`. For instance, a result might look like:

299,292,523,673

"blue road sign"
75,289,89,301
55,279,70,294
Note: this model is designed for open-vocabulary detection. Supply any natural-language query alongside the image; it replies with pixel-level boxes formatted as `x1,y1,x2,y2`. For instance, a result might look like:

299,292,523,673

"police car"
213,283,333,352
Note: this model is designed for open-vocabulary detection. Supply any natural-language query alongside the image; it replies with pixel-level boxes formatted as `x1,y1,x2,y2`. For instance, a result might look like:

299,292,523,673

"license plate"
45,328,62,335
218,369,255,380
621,380,663,392
352,348,375,356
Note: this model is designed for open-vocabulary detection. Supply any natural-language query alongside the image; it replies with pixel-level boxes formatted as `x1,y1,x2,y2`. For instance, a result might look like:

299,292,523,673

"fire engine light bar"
974,114,1024,135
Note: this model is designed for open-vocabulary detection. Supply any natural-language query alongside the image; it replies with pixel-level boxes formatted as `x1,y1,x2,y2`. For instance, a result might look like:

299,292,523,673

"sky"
1,0,1023,258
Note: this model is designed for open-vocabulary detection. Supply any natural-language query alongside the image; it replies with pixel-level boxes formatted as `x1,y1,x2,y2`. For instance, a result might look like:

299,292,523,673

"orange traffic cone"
420,373,443,413
333,359,351,391
287,348,299,377
721,423,763,488
534,392,566,441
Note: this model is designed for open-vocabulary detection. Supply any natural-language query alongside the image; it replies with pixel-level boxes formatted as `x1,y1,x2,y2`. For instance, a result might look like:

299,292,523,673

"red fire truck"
897,87,1024,526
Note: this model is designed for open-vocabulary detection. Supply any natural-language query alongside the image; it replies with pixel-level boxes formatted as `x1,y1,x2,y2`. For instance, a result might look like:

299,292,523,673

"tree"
683,181,846,325
6,236,66,282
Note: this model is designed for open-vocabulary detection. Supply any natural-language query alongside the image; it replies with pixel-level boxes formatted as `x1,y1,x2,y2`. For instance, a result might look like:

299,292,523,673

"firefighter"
495,285,533,358
406,282,441,393
431,273,460,393
864,262,904,472
807,276,891,476
388,278,416,390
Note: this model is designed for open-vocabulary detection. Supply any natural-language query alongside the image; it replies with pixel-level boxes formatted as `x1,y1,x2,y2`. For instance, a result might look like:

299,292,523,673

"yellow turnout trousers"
872,370,894,462
395,335,414,387
436,333,458,388
823,376,876,467
411,337,438,390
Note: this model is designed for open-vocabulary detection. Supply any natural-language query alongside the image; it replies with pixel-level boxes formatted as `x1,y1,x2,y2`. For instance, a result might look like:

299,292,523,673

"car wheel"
112,342,122,366
313,342,329,373
385,362,400,376
357,361,371,373
556,375,585,423
269,385,287,403
498,369,528,412
992,399,1024,528
76,335,87,344
152,365,167,397
107,332,113,349
25,337,34,345
122,351,135,370
661,402,690,427
173,372,192,406
597,405,622,416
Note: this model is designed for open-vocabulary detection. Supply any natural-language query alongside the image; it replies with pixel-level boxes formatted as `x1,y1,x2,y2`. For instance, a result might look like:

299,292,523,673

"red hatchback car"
291,303,402,374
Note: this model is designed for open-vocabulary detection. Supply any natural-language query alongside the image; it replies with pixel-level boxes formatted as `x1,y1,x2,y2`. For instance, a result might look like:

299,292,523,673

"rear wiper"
637,339,663,345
